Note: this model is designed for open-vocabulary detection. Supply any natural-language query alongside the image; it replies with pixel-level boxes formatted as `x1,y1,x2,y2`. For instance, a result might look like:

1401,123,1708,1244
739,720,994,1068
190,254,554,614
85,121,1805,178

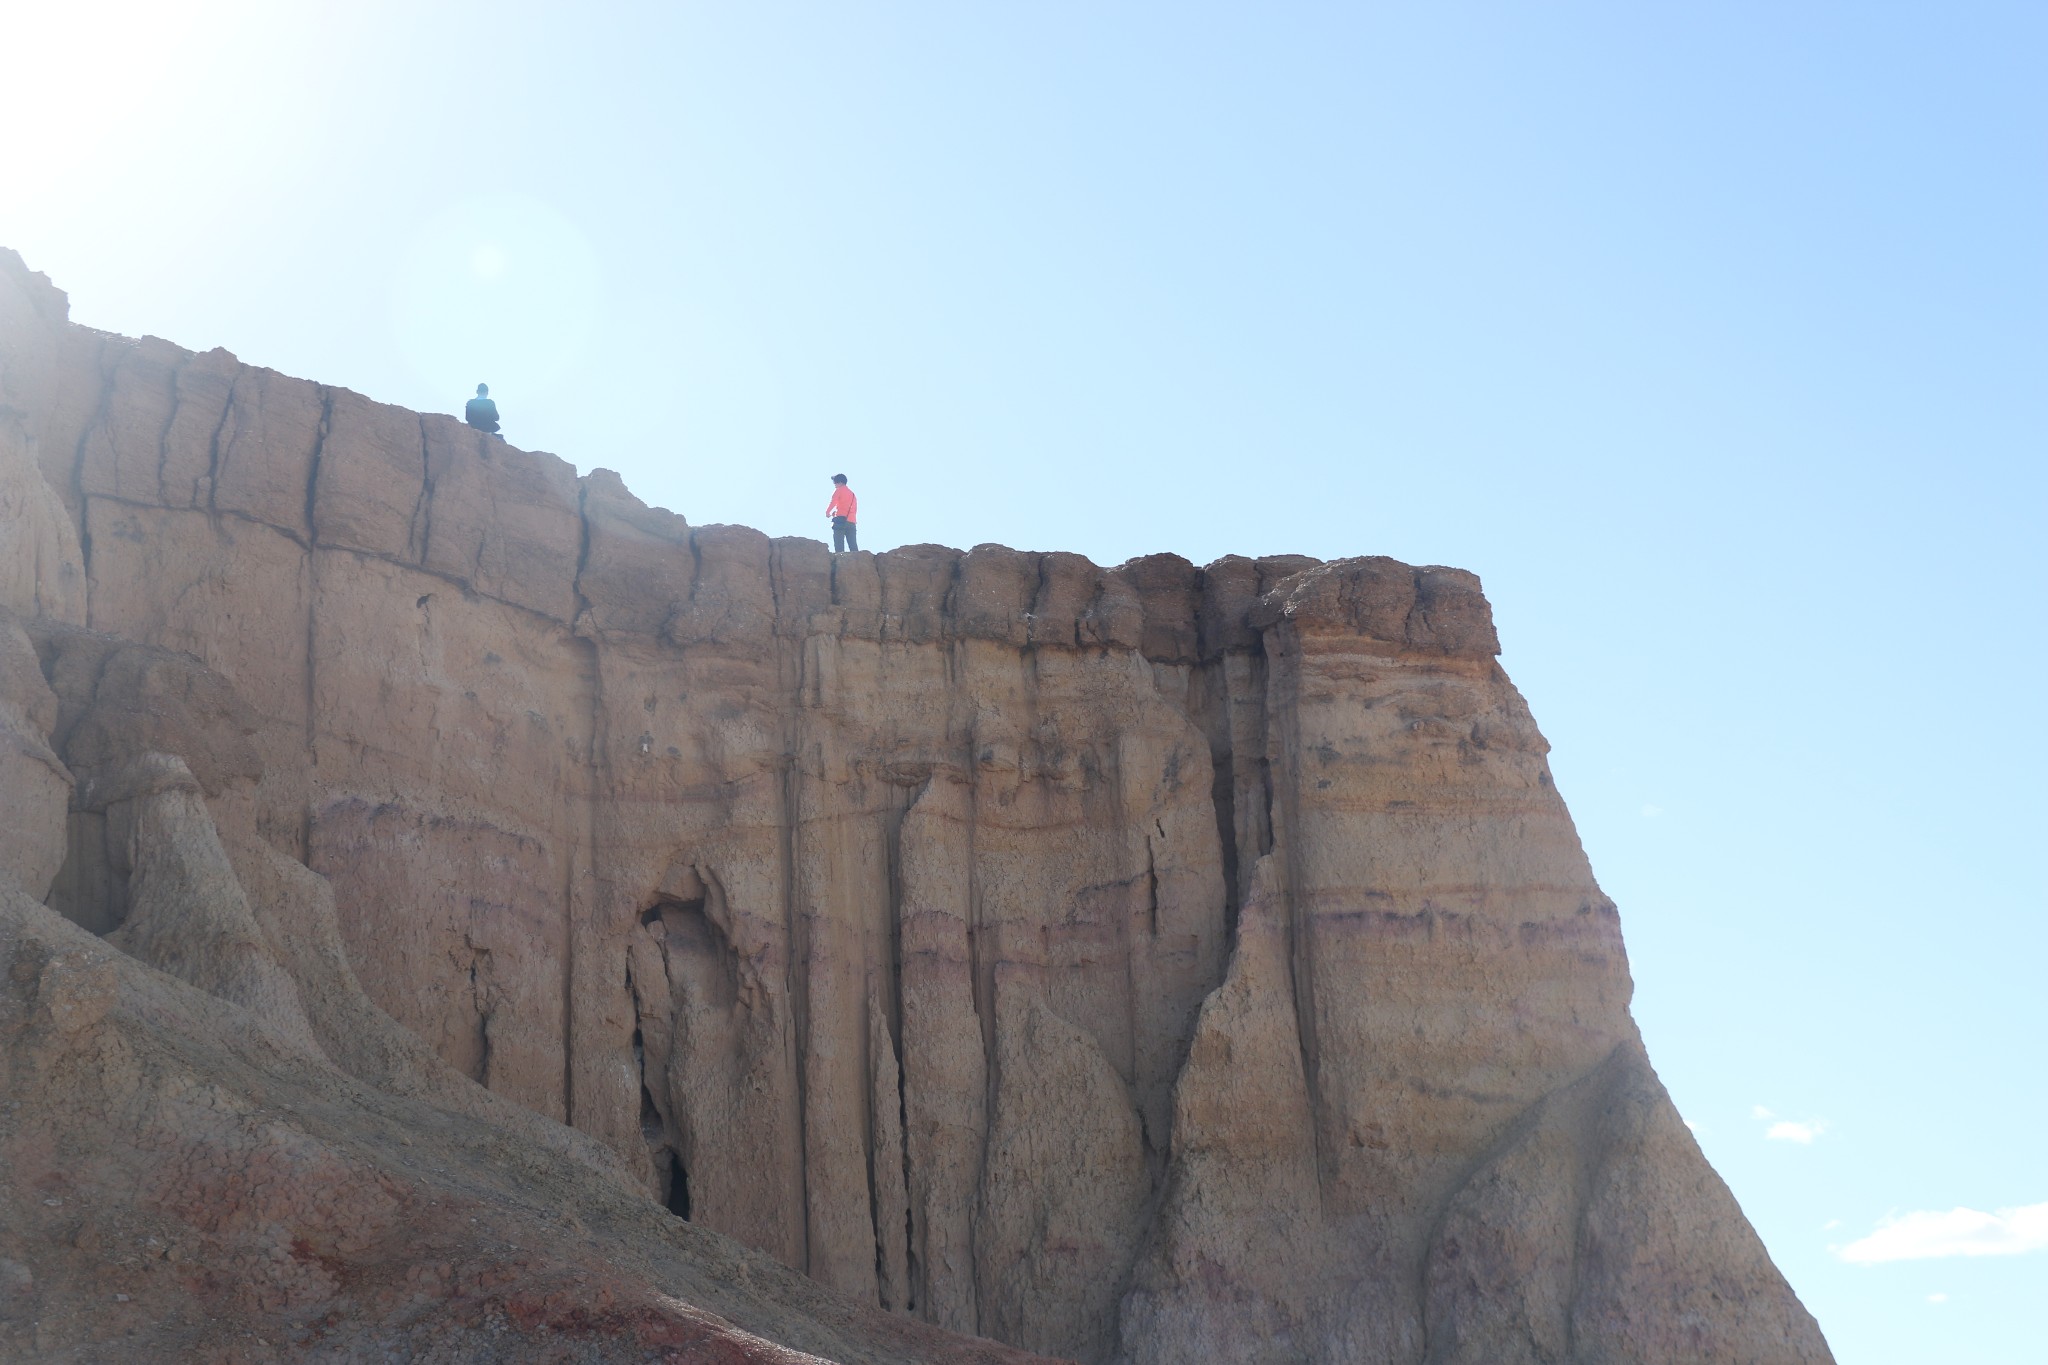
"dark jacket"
464,397,500,430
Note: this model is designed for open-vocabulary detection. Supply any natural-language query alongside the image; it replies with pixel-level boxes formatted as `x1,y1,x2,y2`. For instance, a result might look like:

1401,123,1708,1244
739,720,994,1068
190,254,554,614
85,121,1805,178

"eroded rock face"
0,615,69,900
0,246,1834,1363
0,887,1059,1364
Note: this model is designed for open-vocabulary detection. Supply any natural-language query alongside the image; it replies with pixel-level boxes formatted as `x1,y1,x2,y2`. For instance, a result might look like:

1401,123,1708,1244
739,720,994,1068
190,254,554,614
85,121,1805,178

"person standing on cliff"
464,383,502,437
826,473,858,553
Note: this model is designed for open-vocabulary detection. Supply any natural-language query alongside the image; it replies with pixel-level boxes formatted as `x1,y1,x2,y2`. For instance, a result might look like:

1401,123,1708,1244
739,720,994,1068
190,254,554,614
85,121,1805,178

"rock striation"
0,247,1834,1363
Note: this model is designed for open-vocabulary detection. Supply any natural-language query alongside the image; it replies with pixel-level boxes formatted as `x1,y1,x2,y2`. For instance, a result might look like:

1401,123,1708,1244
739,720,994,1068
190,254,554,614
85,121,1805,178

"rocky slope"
0,247,1834,1363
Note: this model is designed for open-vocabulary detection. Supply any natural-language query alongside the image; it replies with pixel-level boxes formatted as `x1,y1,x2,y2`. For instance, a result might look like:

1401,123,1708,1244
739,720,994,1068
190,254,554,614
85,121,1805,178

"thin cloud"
1752,1106,1828,1143
1766,1119,1828,1144
1838,1202,2048,1264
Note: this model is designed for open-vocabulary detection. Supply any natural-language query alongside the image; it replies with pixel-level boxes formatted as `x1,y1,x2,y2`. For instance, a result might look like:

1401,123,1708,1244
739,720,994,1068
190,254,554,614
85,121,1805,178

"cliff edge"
0,248,1832,1363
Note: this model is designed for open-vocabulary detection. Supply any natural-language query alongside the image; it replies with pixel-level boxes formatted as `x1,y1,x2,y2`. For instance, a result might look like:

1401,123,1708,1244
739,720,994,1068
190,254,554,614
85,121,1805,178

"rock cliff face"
0,248,1834,1363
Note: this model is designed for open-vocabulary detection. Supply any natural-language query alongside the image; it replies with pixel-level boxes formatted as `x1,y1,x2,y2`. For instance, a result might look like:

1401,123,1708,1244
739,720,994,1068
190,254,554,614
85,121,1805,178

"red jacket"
826,486,857,523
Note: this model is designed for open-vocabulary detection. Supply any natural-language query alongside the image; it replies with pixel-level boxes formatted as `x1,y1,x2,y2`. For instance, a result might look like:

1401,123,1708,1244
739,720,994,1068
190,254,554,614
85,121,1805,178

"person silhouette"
464,383,501,436
826,473,858,553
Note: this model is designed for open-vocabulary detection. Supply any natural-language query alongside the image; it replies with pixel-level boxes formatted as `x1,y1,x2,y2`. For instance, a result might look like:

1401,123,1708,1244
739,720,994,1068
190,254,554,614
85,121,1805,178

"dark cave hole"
634,1030,690,1221
641,895,709,935
665,1151,691,1221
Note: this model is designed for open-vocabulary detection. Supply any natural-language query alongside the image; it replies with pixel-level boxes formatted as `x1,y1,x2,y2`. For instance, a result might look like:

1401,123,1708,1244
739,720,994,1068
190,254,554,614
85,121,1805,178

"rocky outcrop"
0,884,1059,1363
0,617,69,901
0,246,1833,1363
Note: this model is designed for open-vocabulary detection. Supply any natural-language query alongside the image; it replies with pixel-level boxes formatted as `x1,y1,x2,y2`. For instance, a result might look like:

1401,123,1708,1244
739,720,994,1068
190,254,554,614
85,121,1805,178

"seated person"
464,383,501,435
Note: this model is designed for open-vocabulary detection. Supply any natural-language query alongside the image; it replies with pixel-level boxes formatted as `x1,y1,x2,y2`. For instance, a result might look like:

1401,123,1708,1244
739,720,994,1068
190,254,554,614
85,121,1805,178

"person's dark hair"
476,383,489,395
831,473,848,485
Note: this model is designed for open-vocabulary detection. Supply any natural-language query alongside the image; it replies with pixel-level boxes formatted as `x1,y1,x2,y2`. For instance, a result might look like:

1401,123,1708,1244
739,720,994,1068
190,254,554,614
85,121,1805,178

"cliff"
0,248,1833,1363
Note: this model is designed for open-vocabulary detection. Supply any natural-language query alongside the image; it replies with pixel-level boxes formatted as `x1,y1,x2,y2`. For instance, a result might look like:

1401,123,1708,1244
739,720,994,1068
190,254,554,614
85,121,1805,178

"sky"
5,3,2044,1358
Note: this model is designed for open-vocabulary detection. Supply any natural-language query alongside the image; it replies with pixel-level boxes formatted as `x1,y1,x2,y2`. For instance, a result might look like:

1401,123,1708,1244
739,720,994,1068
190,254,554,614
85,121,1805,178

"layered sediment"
0,248,1833,1363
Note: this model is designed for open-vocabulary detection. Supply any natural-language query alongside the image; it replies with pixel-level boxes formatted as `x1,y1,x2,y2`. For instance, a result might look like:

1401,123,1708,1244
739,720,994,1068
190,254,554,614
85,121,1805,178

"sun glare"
5,2,285,189
471,243,513,282
392,196,602,399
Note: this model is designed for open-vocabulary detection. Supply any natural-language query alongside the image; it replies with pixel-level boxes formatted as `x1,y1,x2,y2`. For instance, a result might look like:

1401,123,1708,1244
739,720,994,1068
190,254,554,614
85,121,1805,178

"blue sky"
5,3,2043,1357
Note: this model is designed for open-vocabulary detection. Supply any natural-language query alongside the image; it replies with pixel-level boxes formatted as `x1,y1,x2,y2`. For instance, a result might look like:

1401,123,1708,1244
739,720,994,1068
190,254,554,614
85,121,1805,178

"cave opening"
634,1028,661,1135
639,890,734,1010
641,894,712,944
635,876,725,1225
665,1151,691,1221
634,1026,690,1221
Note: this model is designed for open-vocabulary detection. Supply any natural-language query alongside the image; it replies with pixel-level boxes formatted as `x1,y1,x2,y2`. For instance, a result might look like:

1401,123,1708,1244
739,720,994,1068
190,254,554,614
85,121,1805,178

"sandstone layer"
0,248,1833,1363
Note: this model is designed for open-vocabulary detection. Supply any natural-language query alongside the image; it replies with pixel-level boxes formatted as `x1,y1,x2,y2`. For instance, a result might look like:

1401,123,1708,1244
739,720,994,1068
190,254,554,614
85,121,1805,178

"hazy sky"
6,3,2043,1358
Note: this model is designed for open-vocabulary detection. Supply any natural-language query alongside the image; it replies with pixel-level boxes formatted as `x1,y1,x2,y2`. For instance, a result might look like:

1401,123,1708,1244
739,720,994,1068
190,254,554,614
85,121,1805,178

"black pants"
832,517,858,553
